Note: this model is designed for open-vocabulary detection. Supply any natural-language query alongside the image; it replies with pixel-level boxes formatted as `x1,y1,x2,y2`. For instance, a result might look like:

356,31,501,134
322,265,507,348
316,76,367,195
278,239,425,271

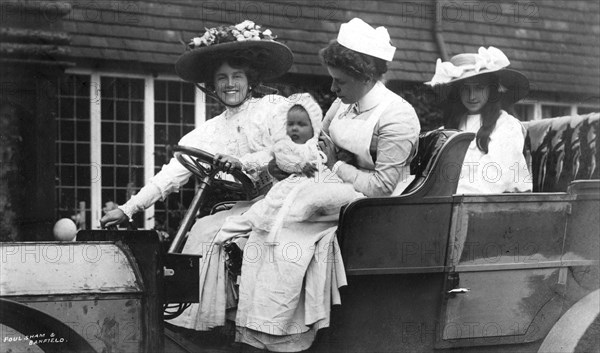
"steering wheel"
172,145,258,199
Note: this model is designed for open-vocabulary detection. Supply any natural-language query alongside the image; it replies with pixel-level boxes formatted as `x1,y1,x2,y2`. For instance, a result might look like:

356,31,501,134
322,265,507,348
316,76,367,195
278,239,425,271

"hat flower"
188,21,277,49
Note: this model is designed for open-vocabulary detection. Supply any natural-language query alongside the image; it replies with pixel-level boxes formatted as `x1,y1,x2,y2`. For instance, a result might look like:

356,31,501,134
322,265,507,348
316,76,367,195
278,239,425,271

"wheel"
0,298,97,353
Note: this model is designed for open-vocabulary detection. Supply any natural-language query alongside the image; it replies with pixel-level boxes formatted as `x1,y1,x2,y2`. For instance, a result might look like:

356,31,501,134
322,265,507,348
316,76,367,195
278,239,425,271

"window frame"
64,68,206,229
514,99,599,121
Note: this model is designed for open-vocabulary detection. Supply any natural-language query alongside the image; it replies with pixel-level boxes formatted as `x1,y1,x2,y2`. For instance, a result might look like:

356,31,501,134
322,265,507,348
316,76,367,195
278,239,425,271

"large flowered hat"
426,46,529,105
176,20,294,83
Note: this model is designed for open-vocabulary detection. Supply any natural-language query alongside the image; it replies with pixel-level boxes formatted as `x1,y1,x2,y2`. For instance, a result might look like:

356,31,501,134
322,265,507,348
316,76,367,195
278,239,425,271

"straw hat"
426,46,529,105
337,18,396,61
175,20,293,83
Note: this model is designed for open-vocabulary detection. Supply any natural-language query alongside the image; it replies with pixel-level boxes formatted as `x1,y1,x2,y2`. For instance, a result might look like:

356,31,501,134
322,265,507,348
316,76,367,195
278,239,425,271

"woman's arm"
334,104,420,197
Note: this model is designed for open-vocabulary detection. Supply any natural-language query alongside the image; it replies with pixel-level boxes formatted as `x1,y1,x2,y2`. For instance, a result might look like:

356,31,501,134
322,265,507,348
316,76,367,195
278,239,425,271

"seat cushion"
403,129,459,194
523,113,599,192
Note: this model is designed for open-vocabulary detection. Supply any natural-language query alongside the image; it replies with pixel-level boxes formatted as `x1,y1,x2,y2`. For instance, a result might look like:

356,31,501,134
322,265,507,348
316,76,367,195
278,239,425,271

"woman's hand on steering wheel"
213,153,243,173
100,208,129,228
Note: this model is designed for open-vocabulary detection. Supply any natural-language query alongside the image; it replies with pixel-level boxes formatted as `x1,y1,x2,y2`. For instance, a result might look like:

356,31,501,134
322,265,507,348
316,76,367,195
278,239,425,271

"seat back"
402,129,475,197
523,113,599,192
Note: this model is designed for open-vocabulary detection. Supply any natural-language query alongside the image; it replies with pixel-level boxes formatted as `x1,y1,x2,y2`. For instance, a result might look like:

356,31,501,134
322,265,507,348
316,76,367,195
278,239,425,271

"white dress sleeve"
239,95,289,175
119,96,290,217
118,126,213,217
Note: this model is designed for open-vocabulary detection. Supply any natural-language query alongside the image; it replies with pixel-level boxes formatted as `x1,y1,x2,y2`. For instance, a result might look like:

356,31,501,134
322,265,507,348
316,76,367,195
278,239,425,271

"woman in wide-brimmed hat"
101,20,293,227
426,46,532,193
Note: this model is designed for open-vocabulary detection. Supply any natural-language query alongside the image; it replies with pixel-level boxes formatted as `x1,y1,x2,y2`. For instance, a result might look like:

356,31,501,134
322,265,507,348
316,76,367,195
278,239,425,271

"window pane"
76,120,90,141
60,143,74,164
56,74,91,224
154,79,197,236
182,84,195,102
168,103,181,124
74,76,91,97
116,79,129,99
167,81,180,101
101,122,114,142
76,143,90,164
101,77,115,98
542,105,570,119
183,105,194,125
130,79,144,99
513,104,534,121
155,102,167,123
60,166,75,185
578,106,599,115
155,124,167,145
77,166,90,184
115,145,129,164
76,98,90,120
131,146,144,167
116,167,129,186
115,122,129,143
155,80,166,101
102,144,114,164
131,122,144,144
101,166,114,187
101,100,114,121
131,101,143,122
116,101,129,121
61,97,74,119
59,120,74,141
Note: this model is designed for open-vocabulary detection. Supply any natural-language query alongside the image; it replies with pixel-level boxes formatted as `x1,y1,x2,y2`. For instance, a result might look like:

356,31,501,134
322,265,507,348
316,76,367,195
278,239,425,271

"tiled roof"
63,0,599,96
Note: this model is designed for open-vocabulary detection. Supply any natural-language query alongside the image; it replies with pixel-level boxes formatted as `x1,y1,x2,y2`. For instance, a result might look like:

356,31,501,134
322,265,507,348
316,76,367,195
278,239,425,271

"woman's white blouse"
119,95,289,218
457,111,532,194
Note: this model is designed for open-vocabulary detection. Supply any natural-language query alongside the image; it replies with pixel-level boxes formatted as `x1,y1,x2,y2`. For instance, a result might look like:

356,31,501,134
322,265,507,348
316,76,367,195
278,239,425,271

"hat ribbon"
427,46,510,85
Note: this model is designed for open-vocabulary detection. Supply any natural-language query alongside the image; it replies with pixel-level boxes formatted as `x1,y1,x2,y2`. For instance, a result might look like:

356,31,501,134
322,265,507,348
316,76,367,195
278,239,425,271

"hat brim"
431,68,529,106
175,41,293,83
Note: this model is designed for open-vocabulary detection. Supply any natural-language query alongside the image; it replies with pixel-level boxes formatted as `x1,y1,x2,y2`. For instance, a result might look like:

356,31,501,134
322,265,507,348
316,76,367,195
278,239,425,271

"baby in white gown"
215,93,362,245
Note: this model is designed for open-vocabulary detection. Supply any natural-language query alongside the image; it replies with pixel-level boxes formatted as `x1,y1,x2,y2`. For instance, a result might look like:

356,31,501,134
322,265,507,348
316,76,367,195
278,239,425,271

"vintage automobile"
1,113,598,353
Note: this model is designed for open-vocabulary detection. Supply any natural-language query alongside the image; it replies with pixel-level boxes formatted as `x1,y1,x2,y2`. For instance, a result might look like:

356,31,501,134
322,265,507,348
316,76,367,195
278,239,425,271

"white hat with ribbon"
337,18,396,61
426,46,529,104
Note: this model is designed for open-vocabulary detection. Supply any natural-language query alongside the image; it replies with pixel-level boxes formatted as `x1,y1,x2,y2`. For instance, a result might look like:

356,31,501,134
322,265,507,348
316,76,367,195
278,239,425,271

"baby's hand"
337,149,355,165
268,158,290,181
302,163,318,178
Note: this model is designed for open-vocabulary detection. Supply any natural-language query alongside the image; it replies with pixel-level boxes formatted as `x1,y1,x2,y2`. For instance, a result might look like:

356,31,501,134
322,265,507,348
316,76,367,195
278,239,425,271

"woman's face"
460,77,491,114
327,66,372,104
213,62,249,106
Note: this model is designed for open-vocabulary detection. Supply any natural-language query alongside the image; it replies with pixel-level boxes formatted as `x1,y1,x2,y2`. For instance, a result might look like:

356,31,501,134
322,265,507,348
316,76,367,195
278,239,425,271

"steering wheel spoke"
172,145,258,200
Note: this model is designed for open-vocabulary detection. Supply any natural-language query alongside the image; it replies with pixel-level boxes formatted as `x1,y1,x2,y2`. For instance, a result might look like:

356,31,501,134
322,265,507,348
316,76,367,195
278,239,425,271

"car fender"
538,289,600,353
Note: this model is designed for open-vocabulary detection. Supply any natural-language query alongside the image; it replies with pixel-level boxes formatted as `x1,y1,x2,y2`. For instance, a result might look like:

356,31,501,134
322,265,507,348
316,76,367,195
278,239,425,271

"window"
153,80,197,234
56,72,206,232
100,77,146,225
578,106,599,115
56,75,92,229
541,105,571,119
511,102,599,121
513,103,534,121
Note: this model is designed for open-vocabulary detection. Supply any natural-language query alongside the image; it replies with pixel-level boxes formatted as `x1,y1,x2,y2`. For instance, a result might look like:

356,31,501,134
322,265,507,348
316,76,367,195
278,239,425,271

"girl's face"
287,108,314,144
327,66,372,104
460,77,491,114
213,62,249,106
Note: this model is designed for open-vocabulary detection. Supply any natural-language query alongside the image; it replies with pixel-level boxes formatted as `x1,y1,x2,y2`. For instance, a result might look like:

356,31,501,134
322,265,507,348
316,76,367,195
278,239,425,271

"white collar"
356,81,387,113
224,97,256,118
